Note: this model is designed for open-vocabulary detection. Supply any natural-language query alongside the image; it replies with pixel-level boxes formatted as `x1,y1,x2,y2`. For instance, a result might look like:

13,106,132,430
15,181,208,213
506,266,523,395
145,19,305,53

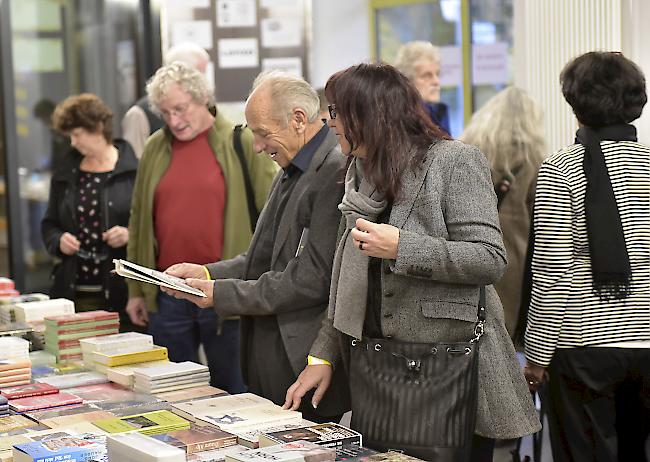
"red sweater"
154,129,226,270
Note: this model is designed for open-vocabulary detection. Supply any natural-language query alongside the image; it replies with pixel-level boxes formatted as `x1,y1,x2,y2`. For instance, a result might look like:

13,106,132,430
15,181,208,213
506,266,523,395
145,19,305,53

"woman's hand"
103,226,129,248
524,360,547,392
283,364,333,411
350,218,399,259
59,232,81,256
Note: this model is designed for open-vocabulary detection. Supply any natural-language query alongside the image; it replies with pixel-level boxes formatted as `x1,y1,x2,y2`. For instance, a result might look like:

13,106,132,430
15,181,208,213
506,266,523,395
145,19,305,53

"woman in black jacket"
42,93,138,330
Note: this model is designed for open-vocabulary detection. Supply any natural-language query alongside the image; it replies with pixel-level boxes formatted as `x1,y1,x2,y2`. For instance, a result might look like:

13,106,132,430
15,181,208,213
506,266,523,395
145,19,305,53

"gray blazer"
206,129,350,417
311,139,540,439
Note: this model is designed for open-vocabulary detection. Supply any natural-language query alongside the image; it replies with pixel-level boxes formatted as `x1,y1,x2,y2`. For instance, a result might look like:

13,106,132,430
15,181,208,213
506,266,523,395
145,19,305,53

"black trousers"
546,347,650,462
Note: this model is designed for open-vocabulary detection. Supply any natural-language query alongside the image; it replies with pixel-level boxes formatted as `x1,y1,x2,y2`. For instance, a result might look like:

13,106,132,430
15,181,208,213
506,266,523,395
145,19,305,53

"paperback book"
225,440,336,462
9,392,83,413
113,259,206,297
1,382,58,400
152,426,237,453
92,409,190,436
259,423,362,449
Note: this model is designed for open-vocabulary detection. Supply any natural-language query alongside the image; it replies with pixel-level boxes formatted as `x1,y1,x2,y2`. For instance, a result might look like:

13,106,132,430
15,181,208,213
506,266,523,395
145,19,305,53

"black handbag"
349,287,486,462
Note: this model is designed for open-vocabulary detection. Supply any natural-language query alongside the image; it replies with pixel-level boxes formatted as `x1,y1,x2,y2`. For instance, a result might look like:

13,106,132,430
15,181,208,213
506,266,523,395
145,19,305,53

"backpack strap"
232,125,259,232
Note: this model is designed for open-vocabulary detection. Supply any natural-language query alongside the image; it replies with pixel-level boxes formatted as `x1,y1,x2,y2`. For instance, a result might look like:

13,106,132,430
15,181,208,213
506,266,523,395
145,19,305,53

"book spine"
187,437,237,454
3,389,57,399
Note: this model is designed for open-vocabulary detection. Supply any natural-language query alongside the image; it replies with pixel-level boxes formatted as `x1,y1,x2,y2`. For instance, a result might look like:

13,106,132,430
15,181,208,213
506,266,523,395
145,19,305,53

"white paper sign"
218,38,259,68
205,61,215,91
439,45,462,87
171,20,213,49
216,0,257,28
261,57,303,77
261,18,302,48
472,42,510,85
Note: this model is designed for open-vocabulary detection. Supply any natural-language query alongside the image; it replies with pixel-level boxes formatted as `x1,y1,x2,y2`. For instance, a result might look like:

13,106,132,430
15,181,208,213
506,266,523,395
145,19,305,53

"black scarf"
576,124,636,300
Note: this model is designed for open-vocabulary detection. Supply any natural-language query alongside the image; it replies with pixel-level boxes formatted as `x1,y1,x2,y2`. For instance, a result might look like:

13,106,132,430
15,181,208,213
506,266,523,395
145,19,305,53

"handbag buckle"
470,320,485,343
406,359,421,372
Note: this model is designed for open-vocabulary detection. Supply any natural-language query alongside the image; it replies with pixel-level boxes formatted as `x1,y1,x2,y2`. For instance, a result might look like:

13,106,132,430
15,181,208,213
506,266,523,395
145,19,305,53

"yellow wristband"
203,266,211,281
307,355,331,366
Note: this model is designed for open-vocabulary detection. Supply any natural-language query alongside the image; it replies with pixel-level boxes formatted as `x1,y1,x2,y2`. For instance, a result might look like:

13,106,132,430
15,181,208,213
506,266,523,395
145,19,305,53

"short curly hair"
146,62,215,115
394,41,441,81
51,93,113,142
560,51,647,127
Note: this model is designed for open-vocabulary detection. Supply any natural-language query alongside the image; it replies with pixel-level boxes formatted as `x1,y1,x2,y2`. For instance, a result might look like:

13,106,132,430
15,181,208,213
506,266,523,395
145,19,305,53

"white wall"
621,0,650,144
309,0,371,89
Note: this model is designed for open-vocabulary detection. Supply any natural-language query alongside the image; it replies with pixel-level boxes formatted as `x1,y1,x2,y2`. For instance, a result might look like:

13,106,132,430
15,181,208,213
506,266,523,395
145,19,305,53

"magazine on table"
113,259,206,298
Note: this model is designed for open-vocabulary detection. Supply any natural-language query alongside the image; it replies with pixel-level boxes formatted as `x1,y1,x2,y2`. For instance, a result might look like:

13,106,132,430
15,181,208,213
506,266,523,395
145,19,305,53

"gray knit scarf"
329,158,387,339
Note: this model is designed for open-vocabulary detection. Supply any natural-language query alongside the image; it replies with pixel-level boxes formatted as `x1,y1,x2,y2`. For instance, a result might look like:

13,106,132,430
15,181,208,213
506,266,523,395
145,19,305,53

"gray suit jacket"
311,139,540,438
206,129,350,416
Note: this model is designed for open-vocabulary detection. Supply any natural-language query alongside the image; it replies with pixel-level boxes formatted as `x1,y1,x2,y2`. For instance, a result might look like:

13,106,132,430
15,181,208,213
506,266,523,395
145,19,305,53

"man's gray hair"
251,71,319,126
146,62,215,114
394,41,441,81
164,42,210,70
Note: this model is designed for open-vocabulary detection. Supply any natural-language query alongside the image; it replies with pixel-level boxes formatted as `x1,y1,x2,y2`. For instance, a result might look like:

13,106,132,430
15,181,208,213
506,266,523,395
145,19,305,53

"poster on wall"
216,0,257,28
260,18,302,48
261,57,302,77
171,20,213,49
218,38,259,68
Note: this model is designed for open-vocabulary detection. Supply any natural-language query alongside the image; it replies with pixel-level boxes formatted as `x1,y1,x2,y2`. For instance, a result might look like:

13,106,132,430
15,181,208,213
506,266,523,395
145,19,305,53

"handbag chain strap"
470,286,486,344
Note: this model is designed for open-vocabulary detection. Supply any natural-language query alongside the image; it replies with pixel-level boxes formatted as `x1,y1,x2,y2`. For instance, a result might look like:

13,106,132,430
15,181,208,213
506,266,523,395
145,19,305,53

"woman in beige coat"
460,87,546,340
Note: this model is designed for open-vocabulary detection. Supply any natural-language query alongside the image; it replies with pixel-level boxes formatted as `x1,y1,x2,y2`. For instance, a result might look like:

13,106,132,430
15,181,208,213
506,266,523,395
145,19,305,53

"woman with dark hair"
284,63,539,461
523,51,649,461
42,93,138,329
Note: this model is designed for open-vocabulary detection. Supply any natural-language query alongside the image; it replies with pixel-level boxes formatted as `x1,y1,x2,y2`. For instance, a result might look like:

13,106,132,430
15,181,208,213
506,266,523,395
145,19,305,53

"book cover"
79,332,153,354
232,420,315,449
171,393,273,421
40,410,117,428
12,422,108,462
132,361,209,381
9,392,83,413
65,382,137,403
93,346,168,367
24,403,100,422
107,432,186,462
0,415,38,433
113,259,206,298
357,452,425,461
197,405,302,432
260,423,362,449
1,382,58,399
225,440,336,462
93,409,190,436
92,394,164,412
152,426,237,453
36,371,109,389
135,371,211,387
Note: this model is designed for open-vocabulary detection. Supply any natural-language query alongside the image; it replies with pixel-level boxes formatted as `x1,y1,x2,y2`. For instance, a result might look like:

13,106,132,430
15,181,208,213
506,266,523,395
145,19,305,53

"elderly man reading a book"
162,71,350,424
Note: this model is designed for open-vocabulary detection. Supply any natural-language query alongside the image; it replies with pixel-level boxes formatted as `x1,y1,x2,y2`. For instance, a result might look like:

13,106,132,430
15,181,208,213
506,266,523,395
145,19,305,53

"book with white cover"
80,332,154,368
197,405,303,432
171,393,273,422
133,361,209,381
107,432,186,462
35,371,109,389
135,371,210,387
13,298,75,323
106,360,170,388
113,259,206,297
136,380,211,394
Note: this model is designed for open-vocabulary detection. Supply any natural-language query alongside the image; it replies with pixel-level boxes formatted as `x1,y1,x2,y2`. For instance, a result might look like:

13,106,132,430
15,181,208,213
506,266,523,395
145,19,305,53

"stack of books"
93,409,190,436
0,277,19,298
0,395,8,417
0,357,32,388
13,298,75,350
106,360,170,388
36,371,109,389
79,331,154,369
107,432,186,462
0,293,49,324
44,310,120,362
152,426,238,454
3,382,84,414
0,336,30,361
133,361,210,394
225,440,336,462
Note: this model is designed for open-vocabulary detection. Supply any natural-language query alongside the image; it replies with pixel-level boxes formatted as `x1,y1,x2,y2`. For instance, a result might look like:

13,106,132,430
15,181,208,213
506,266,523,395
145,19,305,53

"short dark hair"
52,93,113,142
560,51,647,127
325,63,449,201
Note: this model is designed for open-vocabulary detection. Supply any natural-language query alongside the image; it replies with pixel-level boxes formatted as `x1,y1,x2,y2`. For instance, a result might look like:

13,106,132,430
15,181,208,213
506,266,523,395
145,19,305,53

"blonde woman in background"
460,87,546,341
394,41,450,134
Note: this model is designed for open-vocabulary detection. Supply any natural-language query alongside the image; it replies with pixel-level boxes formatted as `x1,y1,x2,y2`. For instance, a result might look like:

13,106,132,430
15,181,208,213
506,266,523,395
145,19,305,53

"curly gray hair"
394,41,441,81
146,62,215,114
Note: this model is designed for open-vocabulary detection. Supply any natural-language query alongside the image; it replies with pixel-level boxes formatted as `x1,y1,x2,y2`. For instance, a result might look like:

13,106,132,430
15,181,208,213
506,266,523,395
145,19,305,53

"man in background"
121,42,210,158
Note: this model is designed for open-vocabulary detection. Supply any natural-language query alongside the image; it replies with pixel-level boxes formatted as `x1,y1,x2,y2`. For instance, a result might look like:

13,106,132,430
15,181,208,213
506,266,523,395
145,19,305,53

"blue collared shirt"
282,123,329,181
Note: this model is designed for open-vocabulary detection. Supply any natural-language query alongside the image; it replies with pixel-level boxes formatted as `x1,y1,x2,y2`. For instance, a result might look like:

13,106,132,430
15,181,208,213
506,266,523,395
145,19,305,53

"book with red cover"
9,392,83,412
44,310,119,326
1,382,58,399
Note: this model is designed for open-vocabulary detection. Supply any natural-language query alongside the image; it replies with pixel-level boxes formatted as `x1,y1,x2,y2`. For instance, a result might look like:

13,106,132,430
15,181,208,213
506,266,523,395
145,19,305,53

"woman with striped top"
524,51,649,462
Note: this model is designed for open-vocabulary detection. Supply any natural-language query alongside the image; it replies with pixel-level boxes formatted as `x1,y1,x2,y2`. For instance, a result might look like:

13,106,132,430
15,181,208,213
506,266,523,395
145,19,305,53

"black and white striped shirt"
525,140,650,367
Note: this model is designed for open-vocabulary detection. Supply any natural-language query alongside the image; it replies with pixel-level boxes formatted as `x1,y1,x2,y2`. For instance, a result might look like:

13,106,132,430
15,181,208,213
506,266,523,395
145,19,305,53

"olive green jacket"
126,112,278,312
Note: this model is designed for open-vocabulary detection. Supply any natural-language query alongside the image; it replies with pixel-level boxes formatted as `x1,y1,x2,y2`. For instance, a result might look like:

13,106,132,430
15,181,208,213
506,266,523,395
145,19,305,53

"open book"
113,259,206,298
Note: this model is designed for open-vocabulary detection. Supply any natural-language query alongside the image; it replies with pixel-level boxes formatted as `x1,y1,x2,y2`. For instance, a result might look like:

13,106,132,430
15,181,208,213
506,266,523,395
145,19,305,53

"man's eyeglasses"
328,104,337,120
160,101,192,120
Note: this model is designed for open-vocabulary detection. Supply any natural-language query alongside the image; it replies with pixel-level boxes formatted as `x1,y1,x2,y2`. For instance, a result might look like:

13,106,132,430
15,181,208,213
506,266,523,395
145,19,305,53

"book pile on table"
0,279,19,299
2,382,83,414
44,310,120,362
133,361,210,394
79,331,155,369
0,397,7,417
0,294,49,325
0,356,32,388
93,409,190,436
12,299,75,350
